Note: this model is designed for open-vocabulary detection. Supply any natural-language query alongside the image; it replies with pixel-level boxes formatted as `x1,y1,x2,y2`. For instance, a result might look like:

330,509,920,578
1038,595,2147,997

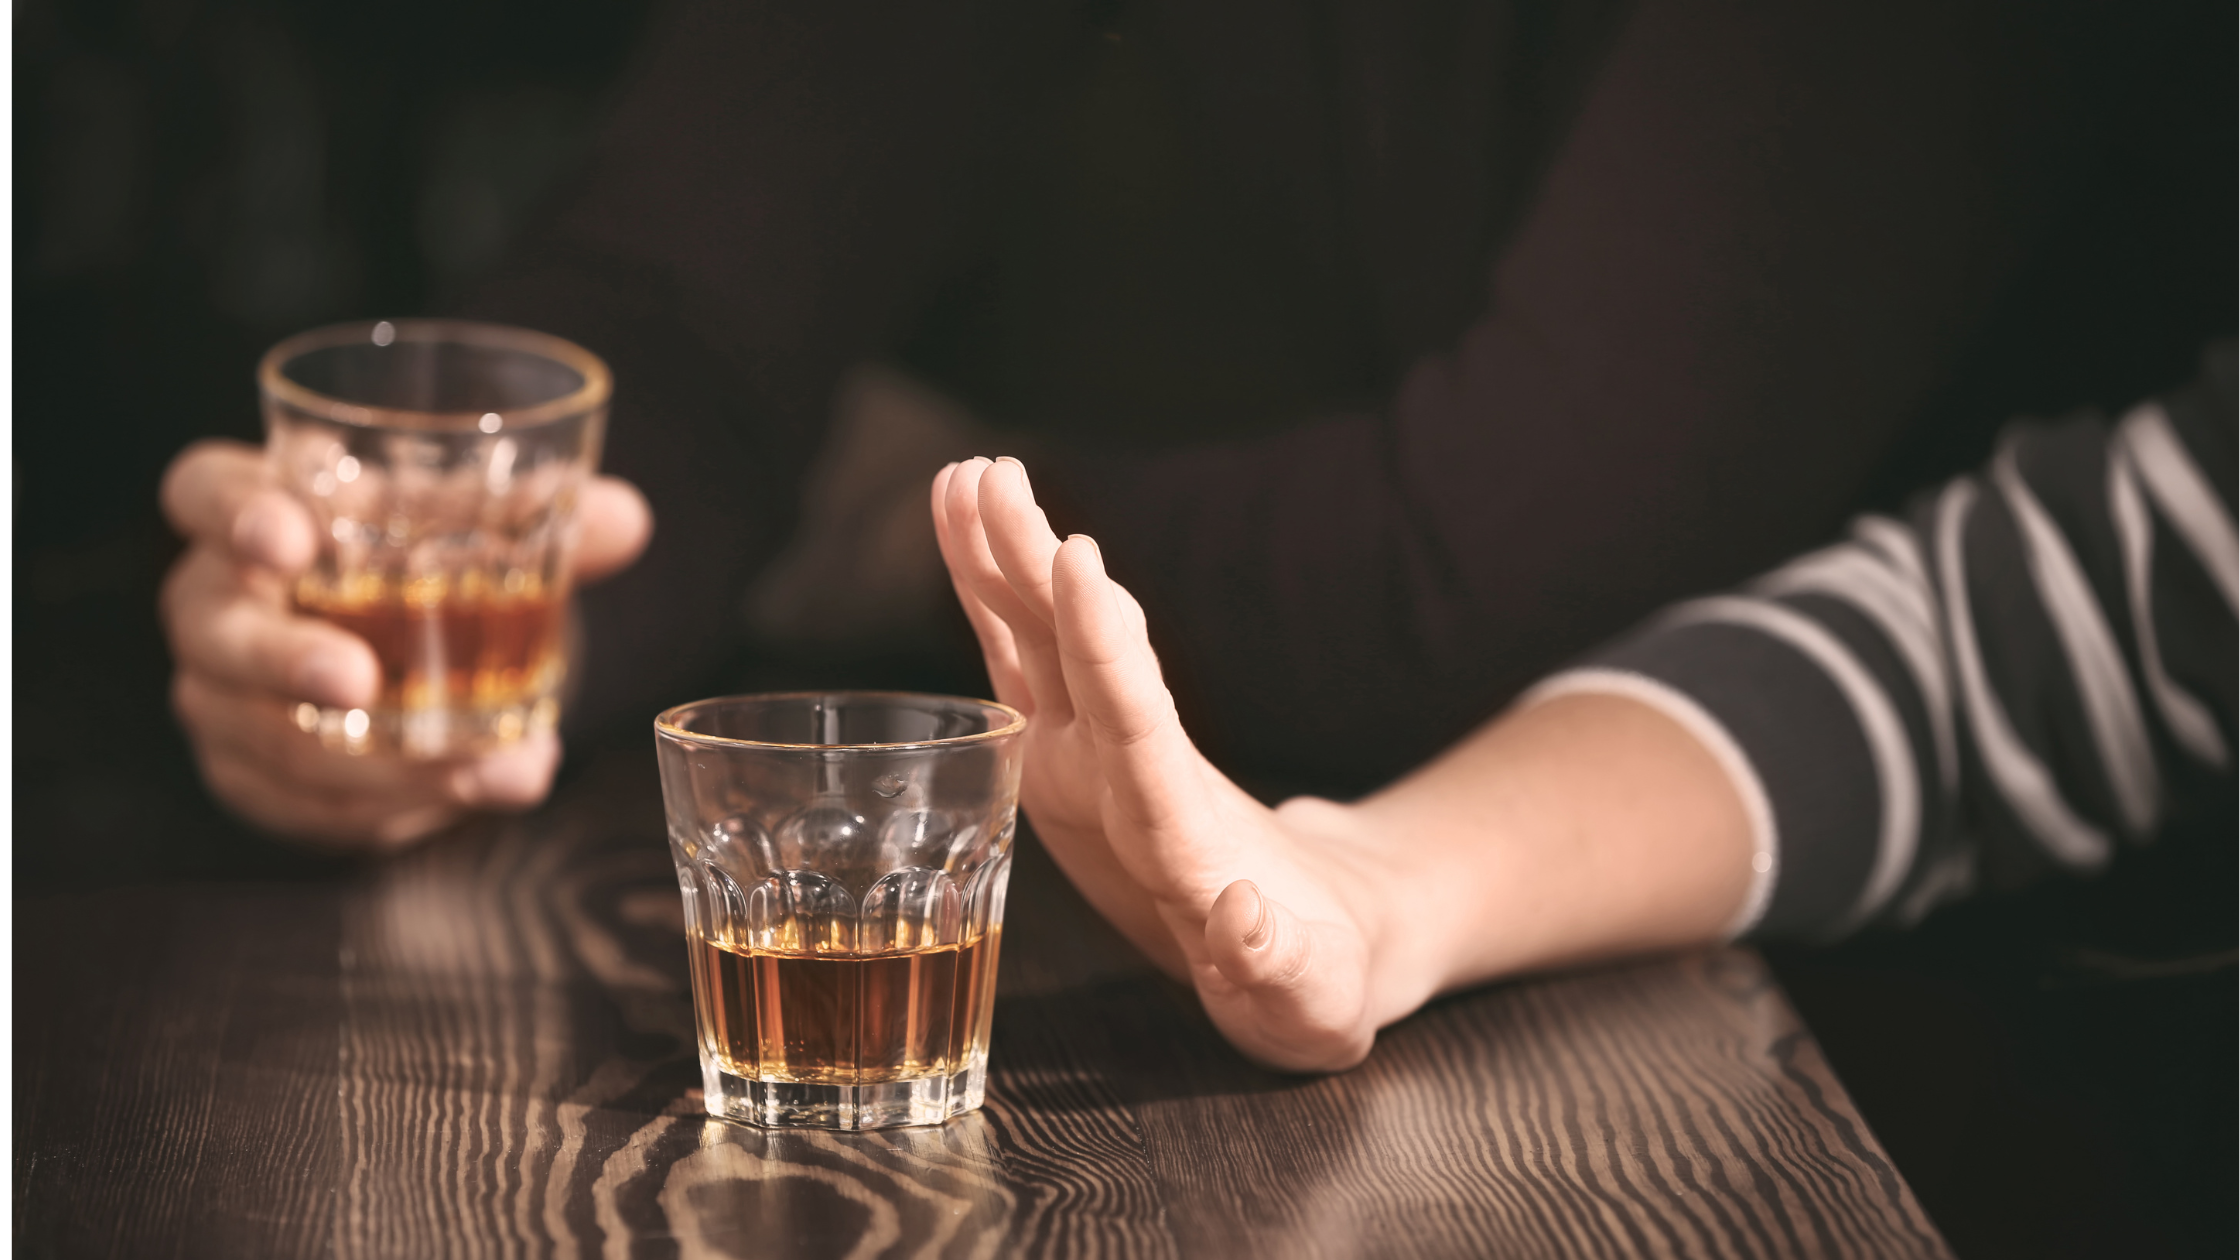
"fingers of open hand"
1202,879,1374,1072
160,439,316,572
955,575,1032,710
931,464,1030,707
939,459,1073,721
1049,535,1202,838
162,548,380,708
977,458,1061,627
938,460,1043,632
573,475,654,585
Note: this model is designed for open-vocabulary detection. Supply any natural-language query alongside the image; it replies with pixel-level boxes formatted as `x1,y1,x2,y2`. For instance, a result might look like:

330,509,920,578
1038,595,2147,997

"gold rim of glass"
655,691,1028,752
258,318,612,432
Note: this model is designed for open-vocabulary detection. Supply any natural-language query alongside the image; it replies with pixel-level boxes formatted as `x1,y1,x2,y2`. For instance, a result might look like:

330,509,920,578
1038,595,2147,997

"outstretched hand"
930,457,1429,1071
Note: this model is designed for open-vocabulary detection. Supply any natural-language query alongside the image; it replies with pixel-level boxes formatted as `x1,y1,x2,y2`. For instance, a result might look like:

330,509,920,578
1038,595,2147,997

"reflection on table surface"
16,753,1949,1259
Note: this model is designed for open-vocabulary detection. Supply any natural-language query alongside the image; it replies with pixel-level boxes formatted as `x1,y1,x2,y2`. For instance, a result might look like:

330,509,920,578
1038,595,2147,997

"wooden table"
16,753,1951,1258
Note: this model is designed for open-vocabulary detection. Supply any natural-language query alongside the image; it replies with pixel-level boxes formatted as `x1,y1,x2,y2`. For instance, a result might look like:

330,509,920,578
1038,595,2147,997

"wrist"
1271,795,1449,1029
1303,690,1758,1020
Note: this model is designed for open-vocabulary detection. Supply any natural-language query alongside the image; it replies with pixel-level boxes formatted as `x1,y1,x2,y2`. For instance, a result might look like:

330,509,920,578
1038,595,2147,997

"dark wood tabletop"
17,752,1952,1259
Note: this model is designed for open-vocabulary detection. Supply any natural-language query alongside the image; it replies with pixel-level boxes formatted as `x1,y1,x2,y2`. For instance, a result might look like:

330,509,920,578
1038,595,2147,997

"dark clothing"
455,7,2233,1246
464,0,2124,795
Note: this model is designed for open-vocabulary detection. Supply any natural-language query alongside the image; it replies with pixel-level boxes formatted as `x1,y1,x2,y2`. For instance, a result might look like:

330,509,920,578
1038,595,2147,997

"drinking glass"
259,318,609,758
655,692,1026,1130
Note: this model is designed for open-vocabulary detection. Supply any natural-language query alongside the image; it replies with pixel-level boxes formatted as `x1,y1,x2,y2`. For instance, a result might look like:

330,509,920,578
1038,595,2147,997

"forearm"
1339,691,1753,1025
1342,342,2236,1030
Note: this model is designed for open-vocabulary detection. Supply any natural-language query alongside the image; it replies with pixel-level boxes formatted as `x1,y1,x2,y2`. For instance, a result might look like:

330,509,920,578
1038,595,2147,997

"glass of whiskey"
259,319,609,758
655,692,1027,1130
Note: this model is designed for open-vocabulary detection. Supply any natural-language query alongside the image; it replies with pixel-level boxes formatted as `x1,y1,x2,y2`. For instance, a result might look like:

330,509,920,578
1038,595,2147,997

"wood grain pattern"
16,752,1952,1258
16,886,344,1260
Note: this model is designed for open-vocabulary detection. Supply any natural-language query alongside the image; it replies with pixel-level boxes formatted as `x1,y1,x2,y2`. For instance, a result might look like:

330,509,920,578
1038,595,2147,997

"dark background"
16,0,659,883
13,1,2235,1256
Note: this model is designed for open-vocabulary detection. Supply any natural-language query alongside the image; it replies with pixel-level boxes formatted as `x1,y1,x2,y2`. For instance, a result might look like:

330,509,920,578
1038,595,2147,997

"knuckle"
1089,706,1163,750
1067,636,1128,668
157,552,238,659
170,671,205,727
160,440,245,530
218,600,309,682
156,550,205,620
197,600,259,674
157,455,198,530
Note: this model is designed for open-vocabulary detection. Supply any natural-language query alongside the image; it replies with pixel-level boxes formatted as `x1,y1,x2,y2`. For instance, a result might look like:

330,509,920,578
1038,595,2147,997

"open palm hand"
930,458,1416,1071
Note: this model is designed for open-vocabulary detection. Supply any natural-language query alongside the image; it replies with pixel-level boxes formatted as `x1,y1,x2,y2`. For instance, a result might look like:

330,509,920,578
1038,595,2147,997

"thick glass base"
701,1057,989,1130
300,695,559,758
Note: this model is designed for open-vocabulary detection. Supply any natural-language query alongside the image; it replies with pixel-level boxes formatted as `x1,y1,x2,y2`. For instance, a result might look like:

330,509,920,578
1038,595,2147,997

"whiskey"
657,692,1023,1128
293,568,566,751
295,568,566,710
690,926,1002,1085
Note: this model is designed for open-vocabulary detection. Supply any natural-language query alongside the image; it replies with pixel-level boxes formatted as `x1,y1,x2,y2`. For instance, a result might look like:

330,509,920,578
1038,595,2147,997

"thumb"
1201,879,1375,1072
1206,879,1314,992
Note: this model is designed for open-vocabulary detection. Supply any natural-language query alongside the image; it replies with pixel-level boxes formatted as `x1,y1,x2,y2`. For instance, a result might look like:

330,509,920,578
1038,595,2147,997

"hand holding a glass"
160,321,653,852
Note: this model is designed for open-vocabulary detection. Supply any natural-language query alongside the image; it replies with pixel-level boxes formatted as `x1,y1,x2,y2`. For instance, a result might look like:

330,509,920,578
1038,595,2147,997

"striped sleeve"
1528,340,2238,941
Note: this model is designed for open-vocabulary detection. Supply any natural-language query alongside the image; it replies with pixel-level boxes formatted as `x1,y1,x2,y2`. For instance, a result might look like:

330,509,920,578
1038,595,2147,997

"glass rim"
258,318,612,432
655,690,1027,752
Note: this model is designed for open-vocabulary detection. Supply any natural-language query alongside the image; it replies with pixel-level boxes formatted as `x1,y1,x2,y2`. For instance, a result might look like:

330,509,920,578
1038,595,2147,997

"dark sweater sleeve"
1531,342,2238,940
1058,0,2077,793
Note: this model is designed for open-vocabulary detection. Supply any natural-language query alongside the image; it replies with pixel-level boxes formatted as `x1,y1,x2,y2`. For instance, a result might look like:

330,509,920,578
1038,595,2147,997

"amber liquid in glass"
691,927,1003,1085
294,570,566,716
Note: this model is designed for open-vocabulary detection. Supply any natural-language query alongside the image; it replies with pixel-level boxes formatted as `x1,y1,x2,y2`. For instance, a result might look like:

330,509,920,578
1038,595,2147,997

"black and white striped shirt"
1530,341,2238,941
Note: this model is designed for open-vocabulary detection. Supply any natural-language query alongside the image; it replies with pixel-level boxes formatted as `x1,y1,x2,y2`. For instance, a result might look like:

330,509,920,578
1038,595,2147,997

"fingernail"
1068,534,1102,561
1238,881,1273,950
995,455,1022,467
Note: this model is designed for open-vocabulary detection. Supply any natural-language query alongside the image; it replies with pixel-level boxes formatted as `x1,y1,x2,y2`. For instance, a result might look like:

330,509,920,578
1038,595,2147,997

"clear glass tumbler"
259,318,609,758
655,692,1026,1130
